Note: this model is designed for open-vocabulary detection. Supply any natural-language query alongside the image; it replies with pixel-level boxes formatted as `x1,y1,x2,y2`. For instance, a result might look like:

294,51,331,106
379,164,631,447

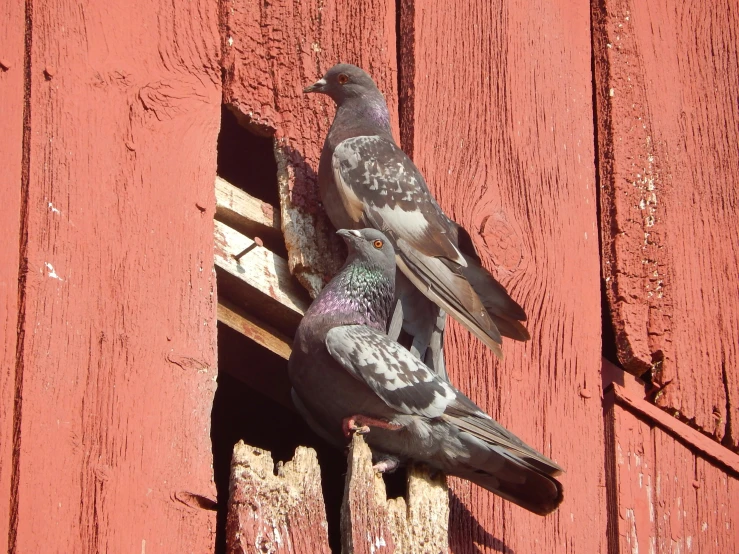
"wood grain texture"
217,300,292,361
12,0,221,550
215,176,283,254
0,0,25,547
399,0,606,551
605,389,739,553
341,435,450,554
592,0,739,446
222,0,399,296
214,220,309,329
226,441,331,554
341,435,396,554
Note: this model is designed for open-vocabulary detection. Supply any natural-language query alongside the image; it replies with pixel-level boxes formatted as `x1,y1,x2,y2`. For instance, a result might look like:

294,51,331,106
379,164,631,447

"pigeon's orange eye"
338,73,349,85
373,239,384,249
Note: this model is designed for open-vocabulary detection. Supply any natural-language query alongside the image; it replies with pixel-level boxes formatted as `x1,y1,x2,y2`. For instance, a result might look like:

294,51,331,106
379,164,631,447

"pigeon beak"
303,78,327,94
337,229,361,242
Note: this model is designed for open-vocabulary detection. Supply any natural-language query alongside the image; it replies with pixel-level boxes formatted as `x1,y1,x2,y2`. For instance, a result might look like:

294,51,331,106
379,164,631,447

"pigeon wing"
332,135,466,266
325,324,457,418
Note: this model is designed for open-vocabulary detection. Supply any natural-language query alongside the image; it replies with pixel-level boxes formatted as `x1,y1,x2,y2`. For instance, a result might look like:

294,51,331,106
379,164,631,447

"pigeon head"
337,228,395,268
303,63,381,104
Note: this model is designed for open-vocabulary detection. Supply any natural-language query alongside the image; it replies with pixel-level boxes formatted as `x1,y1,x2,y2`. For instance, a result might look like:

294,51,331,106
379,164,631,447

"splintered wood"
227,436,450,554
342,435,449,554
226,441,331,553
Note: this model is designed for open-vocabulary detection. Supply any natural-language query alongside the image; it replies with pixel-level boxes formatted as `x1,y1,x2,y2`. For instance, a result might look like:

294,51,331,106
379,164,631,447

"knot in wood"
479,211,524,270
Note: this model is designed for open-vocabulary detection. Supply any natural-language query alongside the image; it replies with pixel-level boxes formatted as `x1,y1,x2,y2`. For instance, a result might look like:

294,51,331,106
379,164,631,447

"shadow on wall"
449,491,514,554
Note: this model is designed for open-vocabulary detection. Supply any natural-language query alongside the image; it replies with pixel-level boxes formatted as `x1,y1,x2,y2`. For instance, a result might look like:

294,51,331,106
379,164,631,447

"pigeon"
304,64,530,377
288,228,563,516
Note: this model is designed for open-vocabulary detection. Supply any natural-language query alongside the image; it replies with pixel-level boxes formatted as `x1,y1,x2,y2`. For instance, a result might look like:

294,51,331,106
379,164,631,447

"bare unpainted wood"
221,0,399,297
592,0,739,446
0,0,25,543
399,1,605,552
11,0,221,550
386,464,450,554
226,441,331,554
217,299,292,360
214,220,309,327
605,389,739,553
215,176,284,255
342,434,449,554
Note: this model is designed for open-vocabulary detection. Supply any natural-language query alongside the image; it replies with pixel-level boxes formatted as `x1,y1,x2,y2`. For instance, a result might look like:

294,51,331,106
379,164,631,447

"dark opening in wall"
212,102,407,553
212,105,349,552
217,105,280,207
212,324,347,553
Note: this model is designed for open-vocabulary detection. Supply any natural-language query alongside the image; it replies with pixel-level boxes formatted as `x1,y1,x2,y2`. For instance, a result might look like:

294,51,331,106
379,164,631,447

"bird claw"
343,417,371,437
342,415,402,438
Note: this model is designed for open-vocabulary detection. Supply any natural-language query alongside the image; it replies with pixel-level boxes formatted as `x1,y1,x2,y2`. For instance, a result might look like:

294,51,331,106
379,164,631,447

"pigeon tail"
451,460,564,516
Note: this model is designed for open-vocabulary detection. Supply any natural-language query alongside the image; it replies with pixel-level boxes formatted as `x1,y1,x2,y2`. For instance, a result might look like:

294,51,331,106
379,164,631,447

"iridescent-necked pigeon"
304,64,530,378
288,228,563,516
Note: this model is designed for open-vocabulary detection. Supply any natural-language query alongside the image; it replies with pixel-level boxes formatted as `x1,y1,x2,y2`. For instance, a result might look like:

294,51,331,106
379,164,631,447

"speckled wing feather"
332,136,466,266
324,324,457,418
443,393,564,477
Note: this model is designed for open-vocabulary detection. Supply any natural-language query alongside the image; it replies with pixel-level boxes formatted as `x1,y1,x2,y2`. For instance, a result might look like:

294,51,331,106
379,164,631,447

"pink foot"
342,415,403,438
342,417,371,437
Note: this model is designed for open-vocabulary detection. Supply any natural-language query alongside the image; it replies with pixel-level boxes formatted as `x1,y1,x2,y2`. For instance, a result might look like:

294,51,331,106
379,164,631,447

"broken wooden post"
227,436,449,554
226,441,331,553
342,435,449,554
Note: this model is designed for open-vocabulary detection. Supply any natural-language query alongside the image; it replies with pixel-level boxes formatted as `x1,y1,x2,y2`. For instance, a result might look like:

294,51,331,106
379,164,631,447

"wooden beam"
608,384,739,476
214,176,285,255
214,219,309,331
217,299,292,360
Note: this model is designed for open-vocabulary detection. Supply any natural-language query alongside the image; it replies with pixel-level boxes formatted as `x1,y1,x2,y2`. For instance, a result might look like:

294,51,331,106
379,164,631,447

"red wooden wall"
1,0,738,552
1,0,222,551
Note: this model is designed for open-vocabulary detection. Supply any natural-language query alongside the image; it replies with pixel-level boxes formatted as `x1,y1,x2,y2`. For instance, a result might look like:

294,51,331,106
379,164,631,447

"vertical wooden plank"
222,0,398,296
695,457,739,552
652,427,701,553
400,0,605,552
0,0,26,547
605,398,657,554
593,0,739,445
13,0,221,551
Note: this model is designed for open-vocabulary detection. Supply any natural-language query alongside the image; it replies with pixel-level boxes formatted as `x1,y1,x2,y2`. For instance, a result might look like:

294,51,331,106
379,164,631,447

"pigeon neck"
329,94,393,145
308,260,394,332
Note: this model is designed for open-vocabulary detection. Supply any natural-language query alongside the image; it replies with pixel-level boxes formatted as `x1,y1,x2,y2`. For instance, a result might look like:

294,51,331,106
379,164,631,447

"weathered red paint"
6,1,222,551
605,387,739,553
399,0,607,551
593,0,739,447
0,0,25,547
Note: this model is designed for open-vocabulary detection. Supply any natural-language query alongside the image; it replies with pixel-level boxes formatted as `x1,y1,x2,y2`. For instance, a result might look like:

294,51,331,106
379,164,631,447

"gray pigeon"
304,64,530,376
288,228,563,516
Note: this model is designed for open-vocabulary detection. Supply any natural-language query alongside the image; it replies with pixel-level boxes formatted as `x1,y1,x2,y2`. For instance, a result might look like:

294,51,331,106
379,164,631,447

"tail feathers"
395,241,504,359
452,459,564,516
460,255,531,342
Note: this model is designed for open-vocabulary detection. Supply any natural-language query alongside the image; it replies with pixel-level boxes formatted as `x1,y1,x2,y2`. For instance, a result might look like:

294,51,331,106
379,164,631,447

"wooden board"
399,1,606,551
605,387,739,553
0,0,26,547
592,0,739,446
10,1,221,550
222,0,399,296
